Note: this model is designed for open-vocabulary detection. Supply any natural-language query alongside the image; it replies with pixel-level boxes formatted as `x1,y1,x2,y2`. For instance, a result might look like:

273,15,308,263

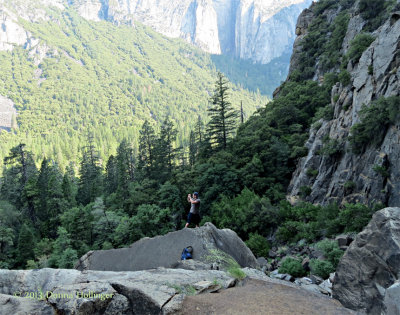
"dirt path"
177,279,355,315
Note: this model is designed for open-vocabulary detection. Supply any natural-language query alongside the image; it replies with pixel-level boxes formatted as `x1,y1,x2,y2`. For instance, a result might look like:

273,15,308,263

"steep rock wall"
287,3,400,207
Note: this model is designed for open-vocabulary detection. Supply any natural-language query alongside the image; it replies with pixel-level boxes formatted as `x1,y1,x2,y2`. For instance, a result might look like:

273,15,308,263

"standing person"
185,192,201,228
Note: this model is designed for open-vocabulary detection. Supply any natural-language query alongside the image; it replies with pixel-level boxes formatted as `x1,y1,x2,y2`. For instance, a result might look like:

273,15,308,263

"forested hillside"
0,6,266,169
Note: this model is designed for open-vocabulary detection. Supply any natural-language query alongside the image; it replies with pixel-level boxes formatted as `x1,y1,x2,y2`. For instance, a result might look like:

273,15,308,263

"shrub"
300,186,312,198
315,240,344,268
359,0,396,31
338,203,376,232
279,258,306,277
338,70,351,86
310,259,335,279
320,137,344,157
349,96,400,153
373,165,390,178
344,181,356,193
245,233,270,258
346,33,375,63
306,168,319,178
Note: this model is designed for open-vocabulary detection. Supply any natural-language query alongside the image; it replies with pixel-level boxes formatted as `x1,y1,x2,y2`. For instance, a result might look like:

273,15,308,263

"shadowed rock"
333,207,400,314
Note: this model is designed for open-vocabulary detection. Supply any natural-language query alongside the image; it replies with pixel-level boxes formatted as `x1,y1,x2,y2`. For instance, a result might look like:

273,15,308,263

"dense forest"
0,71,380,271
0,6,267,170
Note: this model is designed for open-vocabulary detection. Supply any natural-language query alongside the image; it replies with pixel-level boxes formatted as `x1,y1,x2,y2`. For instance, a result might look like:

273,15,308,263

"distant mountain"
73,0,313,65
0,0,267,168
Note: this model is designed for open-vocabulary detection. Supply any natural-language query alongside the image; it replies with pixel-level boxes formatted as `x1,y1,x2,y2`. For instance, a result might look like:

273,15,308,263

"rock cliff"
0,0,312,64
287,1,400,207
332,207,400,314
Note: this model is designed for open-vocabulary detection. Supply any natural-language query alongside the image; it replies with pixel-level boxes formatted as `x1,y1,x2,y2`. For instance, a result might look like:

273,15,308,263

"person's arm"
187,194,192,203
190,199,200,204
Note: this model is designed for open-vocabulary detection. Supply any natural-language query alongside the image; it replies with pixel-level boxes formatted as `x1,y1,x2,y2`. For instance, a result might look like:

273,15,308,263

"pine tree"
137,120,156,179
77,134,103,205
154,117,178,181
207,73,239,150
189,130,197,166
17,223,35,267
3,144,38,223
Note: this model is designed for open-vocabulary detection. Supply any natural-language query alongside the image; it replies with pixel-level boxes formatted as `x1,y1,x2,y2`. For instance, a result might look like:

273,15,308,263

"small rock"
192,281,221,294
335,234,348,247
310,275,323,285
329,272,335,283
257,257,268,267
268,250,277,259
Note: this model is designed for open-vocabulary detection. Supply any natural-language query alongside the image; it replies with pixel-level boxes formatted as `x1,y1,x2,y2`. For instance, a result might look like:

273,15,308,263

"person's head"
193,192,199,199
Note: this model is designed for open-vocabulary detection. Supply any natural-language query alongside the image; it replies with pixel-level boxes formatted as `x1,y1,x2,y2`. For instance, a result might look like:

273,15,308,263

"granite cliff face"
287,2,400,207
0,0,312,64
77,0,313,64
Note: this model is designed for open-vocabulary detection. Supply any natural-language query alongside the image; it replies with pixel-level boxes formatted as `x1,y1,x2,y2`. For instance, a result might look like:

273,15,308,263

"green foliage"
278,257,306,277
314,105,334,122
338,203,376,232
344,181,356,193
346,33,375,64
359,0,397,31
373,165,390,178
16,224,36,267
228,266,247,280
309,259,335,279
320,12,350,71
130,204,175,241
315,240,344,268
0,8,265,170
207,72,239,150
245,233,270,258
210,188,278,240
306,168,319,178
338,70,351,86
349,96,400,153
320,137,344,157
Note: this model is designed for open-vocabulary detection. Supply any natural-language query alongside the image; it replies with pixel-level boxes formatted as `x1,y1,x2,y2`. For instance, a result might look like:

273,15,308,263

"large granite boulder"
0,268,237,314
75,222,258,272
332,207,400,314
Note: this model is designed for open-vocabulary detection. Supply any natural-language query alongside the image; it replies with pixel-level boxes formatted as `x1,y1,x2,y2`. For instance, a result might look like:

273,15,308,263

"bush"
338,203,376,232
300,186,312,198
245,233,270,258
338,70,351,86
359,0,396,31
315,240,344,268
346,33,375,64
373,165,390,178
279,258,306,277
309,259,335,279
306,168,319,178
349,96,400,153
320,137,344,157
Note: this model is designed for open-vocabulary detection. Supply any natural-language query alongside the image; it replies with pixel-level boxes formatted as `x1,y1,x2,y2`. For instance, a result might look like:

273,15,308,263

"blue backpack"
181,246,193,260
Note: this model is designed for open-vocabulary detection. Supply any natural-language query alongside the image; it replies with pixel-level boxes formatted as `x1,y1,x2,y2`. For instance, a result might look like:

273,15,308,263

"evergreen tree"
77,135,103,205
105,155,118,195
137,120,156,179
3,144,38,223
154,117,178,181
116,139,135,195
16,223,35,267
207,73,239,150
189,130,197,166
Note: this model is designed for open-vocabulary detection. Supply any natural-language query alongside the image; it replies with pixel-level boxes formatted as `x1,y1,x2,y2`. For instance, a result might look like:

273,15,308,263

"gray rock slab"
333,208,400,314
75,222,258,272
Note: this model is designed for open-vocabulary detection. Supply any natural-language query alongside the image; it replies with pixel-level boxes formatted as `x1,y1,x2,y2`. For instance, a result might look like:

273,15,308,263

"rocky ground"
179,278,354,315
